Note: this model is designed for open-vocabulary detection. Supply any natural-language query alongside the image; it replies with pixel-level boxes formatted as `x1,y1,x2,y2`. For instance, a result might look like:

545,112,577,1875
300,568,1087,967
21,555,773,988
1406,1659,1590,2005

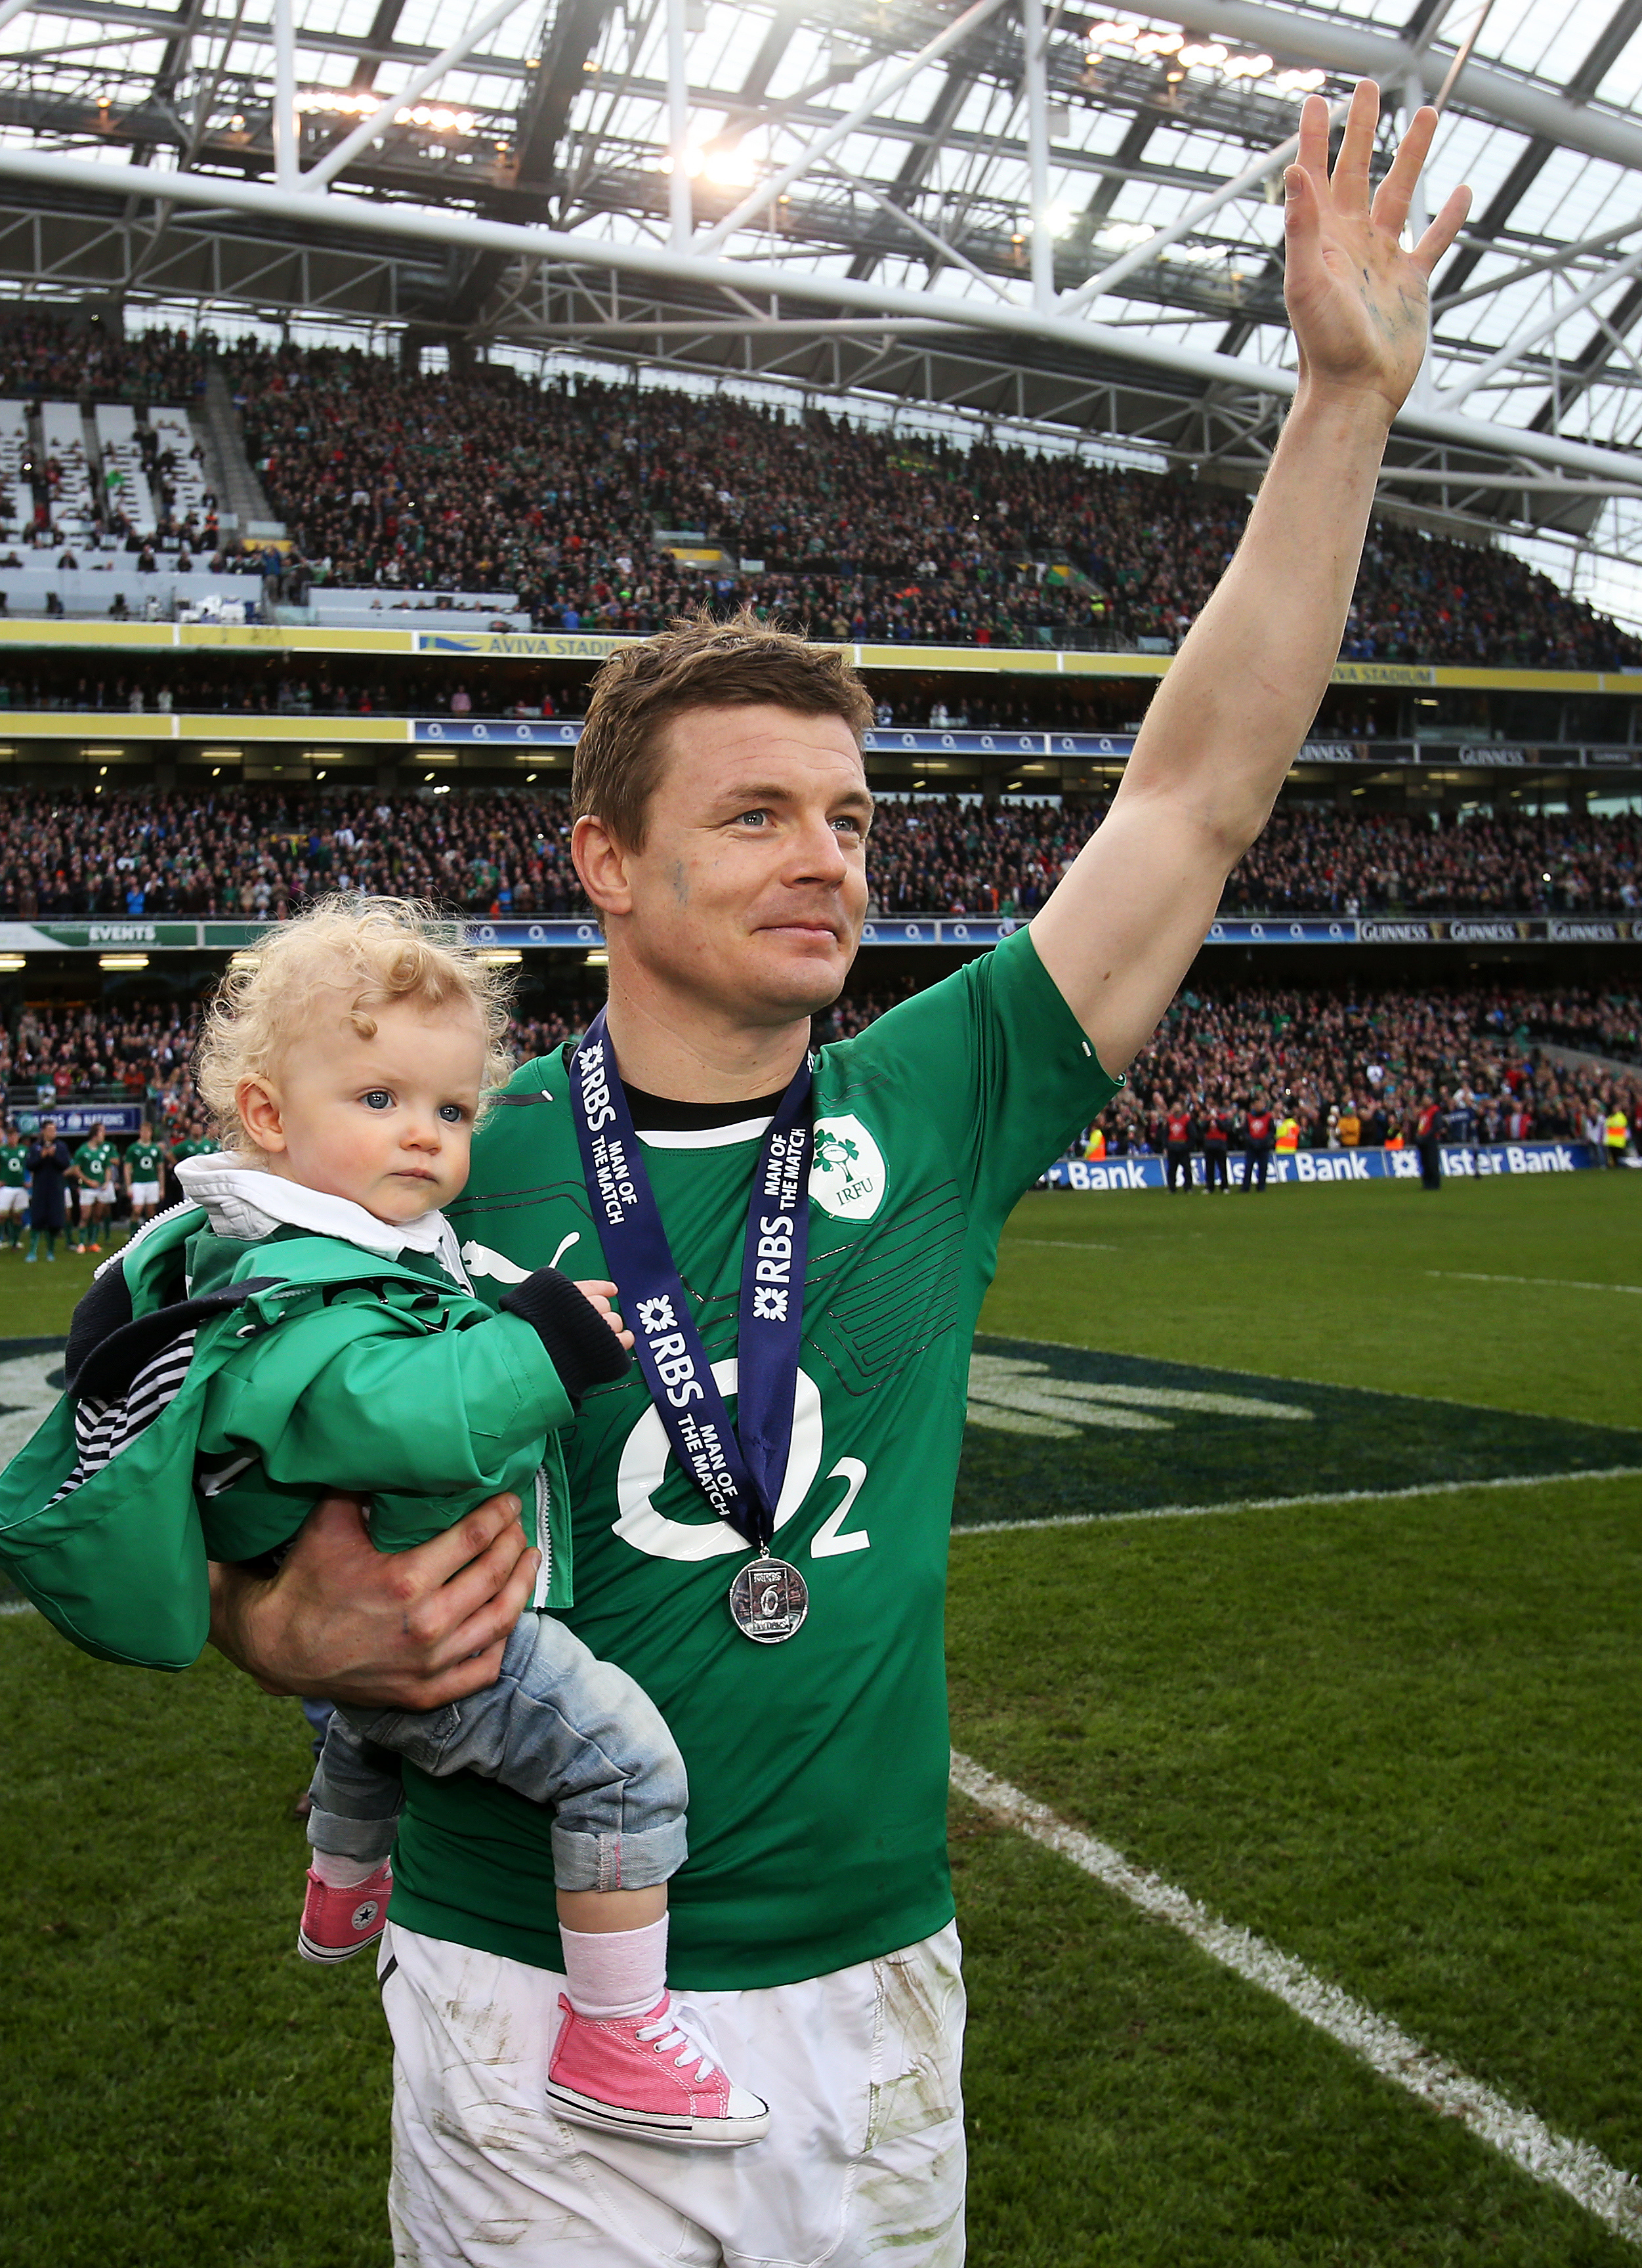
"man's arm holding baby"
207,1274,631,1707
209,1490,539,1708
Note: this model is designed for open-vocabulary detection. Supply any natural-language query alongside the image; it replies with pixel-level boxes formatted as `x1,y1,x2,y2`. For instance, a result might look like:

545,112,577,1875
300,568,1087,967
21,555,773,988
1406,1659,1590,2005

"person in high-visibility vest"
1083,1125,1106,1162
1274,1114,1300,1154
1605,1106,1631,1167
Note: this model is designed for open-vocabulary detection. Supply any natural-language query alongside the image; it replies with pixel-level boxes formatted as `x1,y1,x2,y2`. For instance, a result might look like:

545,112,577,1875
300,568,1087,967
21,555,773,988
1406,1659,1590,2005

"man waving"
210,88,1467,2267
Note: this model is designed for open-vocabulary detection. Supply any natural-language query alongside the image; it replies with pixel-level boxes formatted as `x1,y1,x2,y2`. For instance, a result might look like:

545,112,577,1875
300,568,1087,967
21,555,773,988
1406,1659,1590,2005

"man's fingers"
420,1543,541,1681
390,1636,512,1713
1370,100,1437,240
1412,182,1473,278
1281,161,1322,285
396,1491,524,1593
1330,78,1379,215
406,1524,538,1666
1295,91,1332,191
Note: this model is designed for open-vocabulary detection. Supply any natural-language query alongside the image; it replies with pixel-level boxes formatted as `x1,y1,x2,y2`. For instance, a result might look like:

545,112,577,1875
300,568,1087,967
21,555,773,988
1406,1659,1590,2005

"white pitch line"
1429,1270,1642,1295
0,1597,35,1618
951,1465,1642,1538
950,1749,1642,2246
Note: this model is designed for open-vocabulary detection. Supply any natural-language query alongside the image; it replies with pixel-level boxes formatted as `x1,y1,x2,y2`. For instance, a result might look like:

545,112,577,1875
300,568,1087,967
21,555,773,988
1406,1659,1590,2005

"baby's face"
253,996,486,1224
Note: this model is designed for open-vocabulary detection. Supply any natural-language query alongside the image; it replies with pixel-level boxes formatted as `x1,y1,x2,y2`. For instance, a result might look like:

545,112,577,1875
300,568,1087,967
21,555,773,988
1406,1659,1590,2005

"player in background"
121,1118,167,1240
71,1120,118,1253
165,1118,215,1206
0,1123,29,1248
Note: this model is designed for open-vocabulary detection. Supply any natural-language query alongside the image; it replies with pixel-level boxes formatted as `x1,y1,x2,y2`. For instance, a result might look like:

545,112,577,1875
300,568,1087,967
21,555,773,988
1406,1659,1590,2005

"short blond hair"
194,896,514,1161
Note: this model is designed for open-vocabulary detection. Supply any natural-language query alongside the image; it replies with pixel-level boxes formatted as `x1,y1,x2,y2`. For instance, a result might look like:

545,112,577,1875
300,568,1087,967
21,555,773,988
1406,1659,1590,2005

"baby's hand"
574,1279,635,1351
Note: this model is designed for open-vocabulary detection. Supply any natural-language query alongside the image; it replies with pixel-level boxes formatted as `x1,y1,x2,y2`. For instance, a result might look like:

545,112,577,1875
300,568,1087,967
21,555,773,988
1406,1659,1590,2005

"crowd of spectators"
0,663,585,719
0,316,261,574
828,978,1641,1157
221,337,1641,669
0,785,584,921
0,313,1636,668
5,982,1634,1176
0,784,1635,922
1221,804,1642,917
1,996,195,1127
0,316,205,406
1101,983,1641,1153
234,345,1637,666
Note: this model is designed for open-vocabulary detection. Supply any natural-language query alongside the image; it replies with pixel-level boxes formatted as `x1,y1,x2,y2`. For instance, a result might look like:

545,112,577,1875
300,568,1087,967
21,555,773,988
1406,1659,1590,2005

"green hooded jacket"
0,1203,575,1671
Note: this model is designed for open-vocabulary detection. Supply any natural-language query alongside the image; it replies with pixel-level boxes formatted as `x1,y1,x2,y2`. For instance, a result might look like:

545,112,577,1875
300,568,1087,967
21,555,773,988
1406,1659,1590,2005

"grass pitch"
1,1170,1639,2265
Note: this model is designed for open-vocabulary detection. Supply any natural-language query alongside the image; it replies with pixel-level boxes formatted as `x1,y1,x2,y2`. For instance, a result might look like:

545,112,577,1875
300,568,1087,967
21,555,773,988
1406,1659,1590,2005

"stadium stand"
0,318,1633,670
0,787,1634,921
5,984,1635,1169
92,405,157,536
225,343,1641,667
0,316,204,406
0,398,30,536
38,402,95,540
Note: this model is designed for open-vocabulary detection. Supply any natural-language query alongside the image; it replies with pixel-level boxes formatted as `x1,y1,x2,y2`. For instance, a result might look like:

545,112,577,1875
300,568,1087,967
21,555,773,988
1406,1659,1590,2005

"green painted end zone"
956,1334,1641,1528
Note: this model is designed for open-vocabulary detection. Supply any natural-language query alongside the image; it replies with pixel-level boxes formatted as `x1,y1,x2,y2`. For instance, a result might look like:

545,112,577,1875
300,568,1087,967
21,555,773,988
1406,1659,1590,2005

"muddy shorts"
379,1918,966,2268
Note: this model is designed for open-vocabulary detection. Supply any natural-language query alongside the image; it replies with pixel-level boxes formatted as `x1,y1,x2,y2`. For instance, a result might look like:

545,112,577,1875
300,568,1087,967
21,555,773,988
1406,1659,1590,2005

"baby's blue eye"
438,1103,465,1124
363,1090,393,1111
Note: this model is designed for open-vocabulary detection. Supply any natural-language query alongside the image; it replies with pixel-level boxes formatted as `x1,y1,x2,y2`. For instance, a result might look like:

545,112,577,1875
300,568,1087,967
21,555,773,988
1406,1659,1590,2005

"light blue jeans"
307,1610,689,1892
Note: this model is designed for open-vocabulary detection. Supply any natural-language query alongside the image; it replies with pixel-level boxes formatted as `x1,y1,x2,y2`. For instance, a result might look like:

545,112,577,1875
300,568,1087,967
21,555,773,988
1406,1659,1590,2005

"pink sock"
559,1914,669,2020
312,1849,385,1889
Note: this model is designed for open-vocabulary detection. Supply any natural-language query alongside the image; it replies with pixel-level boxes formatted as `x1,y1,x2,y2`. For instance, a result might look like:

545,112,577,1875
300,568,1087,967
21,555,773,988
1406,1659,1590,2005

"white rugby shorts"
0,1186,25,1215
129,1181,160,1208
89,1181,116,1206
379,1919,966,2268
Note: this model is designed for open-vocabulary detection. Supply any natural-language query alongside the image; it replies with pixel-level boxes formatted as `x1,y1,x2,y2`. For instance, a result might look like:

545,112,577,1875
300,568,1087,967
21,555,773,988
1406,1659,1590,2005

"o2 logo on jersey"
614,1358,870,1566
809,1114,886,1223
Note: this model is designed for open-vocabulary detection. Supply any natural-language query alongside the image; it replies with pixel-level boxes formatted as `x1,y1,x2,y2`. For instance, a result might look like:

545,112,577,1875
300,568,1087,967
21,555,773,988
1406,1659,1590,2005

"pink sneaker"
296,1862,393,1965
546,1993,770,2147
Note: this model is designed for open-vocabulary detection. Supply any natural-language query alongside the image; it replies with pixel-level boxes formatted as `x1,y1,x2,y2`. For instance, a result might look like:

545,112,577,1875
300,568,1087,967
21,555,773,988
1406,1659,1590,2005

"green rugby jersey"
392,927,1119,1989
125,1143,165,1183
74,1142,116,1186
0,1143,26,1187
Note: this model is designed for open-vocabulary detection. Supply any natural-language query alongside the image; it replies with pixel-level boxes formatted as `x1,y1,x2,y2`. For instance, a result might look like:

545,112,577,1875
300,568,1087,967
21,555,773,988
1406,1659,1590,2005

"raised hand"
1282,81,1471,418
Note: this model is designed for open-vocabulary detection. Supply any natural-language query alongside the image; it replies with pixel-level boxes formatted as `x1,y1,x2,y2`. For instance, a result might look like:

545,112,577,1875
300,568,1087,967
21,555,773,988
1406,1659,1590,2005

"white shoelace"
635,2005,721,2085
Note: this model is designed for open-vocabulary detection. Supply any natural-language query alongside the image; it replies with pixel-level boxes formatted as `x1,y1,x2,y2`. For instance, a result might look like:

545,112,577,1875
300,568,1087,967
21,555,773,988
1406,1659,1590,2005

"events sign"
0,913,1631,955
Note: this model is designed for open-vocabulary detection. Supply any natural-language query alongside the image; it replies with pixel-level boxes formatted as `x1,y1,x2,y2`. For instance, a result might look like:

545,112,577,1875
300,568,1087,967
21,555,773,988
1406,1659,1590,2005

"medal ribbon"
569,1009,812,1555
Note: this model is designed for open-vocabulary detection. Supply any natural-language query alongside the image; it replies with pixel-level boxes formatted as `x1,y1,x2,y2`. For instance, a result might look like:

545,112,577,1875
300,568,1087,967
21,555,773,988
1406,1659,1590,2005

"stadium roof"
3,0,1642,586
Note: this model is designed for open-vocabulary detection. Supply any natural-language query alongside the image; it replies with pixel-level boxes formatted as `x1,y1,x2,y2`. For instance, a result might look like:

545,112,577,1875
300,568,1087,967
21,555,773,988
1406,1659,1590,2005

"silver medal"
728,1555,809,1644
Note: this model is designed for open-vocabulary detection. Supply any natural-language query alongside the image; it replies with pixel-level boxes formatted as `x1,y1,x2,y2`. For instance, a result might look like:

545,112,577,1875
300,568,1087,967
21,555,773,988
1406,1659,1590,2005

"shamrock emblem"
814,1132,860,1175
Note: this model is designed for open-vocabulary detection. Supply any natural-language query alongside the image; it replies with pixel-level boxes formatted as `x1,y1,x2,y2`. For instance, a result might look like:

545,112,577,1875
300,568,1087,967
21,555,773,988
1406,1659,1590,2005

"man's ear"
237,1076,287,1156
572,814,634,919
